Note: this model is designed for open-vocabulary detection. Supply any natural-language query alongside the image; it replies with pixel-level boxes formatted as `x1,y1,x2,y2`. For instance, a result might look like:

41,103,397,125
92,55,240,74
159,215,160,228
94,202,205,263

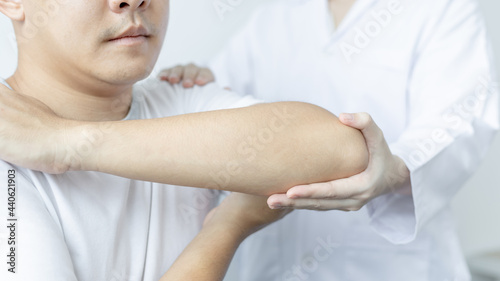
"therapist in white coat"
202,0,499,280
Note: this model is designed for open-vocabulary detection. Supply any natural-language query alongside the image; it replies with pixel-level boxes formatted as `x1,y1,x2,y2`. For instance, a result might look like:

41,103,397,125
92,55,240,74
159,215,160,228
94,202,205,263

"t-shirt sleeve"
365,0,499,244
178,82,264,114
0,164,78,280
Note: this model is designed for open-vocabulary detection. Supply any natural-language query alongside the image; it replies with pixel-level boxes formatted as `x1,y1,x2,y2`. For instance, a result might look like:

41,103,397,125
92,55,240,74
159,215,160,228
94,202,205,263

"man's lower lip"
109,36,148,45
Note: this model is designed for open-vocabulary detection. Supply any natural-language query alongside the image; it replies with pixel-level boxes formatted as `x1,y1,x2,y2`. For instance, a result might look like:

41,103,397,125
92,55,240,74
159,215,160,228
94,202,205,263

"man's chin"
101,67,154,86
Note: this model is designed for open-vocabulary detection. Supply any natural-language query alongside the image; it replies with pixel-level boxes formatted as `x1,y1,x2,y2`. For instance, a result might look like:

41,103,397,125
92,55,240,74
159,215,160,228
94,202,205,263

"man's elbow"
290,101,369,179
342,126,369,176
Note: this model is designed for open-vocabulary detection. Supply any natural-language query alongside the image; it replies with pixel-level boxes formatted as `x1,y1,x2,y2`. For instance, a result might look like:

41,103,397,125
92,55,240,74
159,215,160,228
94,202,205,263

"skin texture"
0,0,369,280
0,0,289,280
161,193,290,280
68,102,369,196
5,0,168,122
154,62,412,211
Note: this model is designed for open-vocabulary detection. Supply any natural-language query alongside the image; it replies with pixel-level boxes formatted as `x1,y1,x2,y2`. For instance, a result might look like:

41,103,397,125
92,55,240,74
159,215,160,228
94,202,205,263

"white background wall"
0,0,499,257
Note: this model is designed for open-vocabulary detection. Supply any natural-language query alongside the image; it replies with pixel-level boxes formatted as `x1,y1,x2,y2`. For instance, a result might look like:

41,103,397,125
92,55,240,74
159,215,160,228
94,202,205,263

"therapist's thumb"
339,112,385,145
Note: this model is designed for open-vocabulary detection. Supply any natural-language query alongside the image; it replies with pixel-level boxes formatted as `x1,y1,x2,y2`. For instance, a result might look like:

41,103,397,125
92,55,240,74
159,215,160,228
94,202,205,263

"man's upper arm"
0,165,77,280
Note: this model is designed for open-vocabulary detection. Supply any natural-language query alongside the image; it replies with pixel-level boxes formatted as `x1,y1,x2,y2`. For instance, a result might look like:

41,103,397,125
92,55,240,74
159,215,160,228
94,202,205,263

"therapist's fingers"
267,194,362,211
195,68,215,85
160,65,184,84
339,112,385,148
182,63,200,88
286,177,362,200
158,69,171,81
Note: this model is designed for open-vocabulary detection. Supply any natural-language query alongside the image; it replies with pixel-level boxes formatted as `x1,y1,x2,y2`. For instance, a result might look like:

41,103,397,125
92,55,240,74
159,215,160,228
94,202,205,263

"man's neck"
7,62,133,122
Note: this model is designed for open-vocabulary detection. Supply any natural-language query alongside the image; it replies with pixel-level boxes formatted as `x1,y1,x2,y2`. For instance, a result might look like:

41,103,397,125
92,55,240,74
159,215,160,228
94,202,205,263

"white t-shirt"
0,78,261,281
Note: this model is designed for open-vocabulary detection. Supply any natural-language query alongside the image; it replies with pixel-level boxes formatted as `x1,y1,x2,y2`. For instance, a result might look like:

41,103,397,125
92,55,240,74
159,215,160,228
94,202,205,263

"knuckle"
324,182,337,198
324,190,336,199
200,69,213,78
313,201,322,209
359,112,370,122
186,63,197,72
359,193,371,203
374,128,385,141
285,200,296,207
348,205,362,212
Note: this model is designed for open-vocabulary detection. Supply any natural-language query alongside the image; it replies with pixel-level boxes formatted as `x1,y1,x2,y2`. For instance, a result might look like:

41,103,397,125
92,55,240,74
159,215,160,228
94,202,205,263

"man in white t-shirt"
0,0,371,280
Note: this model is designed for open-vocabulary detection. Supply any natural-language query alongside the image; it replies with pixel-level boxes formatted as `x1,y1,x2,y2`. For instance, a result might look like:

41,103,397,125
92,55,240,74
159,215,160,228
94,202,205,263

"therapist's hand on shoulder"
158,63,215,88
267,112,411,211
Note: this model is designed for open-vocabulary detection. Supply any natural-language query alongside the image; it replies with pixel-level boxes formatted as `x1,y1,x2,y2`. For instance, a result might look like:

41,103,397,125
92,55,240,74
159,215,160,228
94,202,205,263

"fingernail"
269,204,282,209
341,113,353,122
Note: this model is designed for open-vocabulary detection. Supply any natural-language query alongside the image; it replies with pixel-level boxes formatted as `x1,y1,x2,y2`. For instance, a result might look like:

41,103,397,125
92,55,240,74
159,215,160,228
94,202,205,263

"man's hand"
267,112,411,211
0,84,73,174
158,63,215,88
205,192,291,237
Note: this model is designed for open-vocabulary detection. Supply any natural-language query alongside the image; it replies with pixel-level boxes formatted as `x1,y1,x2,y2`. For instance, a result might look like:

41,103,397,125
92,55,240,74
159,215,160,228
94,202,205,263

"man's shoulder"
133,78,262,117
131,78,190,118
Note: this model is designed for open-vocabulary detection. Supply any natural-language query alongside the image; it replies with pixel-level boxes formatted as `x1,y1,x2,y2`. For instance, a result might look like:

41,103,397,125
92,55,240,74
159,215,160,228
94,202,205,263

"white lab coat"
210,0,499,280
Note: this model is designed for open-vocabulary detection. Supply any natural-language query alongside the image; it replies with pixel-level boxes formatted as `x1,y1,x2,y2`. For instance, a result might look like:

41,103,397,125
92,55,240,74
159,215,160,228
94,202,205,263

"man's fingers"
267,194,362,211
339,112,385,147
182,64,200,88
286,178,360,200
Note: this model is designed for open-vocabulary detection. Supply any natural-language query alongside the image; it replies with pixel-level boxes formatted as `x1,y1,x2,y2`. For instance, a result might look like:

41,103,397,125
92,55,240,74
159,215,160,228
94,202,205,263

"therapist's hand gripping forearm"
268,112,411,211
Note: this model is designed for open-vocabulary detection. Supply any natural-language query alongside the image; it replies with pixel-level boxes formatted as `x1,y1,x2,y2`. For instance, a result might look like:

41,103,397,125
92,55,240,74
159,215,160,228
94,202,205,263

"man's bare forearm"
159,223,242,281
160,192,288,280
71,102,368,195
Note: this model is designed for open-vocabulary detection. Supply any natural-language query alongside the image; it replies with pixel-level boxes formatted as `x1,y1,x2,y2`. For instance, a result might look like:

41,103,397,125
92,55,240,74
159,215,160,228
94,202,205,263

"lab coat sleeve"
0,164,78,280
366,0,499,244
